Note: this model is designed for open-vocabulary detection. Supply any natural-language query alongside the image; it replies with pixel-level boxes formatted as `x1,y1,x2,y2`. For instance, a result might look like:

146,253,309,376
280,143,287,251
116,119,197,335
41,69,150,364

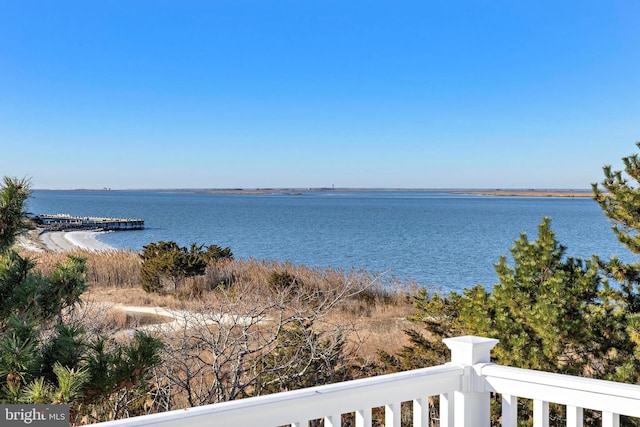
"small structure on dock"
36,214,144,231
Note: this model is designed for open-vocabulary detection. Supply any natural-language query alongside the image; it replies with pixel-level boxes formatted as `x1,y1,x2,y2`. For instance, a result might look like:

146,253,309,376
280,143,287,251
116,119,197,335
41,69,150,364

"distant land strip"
40,188,597,197
449,189,594,197
196,188,596,197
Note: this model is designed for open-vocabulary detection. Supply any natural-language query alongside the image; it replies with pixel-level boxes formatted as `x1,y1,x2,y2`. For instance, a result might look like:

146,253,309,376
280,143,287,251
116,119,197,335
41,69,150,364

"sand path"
112,304,258,339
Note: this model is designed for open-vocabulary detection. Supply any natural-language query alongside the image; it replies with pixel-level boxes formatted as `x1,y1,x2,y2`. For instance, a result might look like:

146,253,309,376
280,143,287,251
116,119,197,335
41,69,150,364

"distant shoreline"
200,188,597,198
33,188,596,198
449,189,594,198
199,188,596,197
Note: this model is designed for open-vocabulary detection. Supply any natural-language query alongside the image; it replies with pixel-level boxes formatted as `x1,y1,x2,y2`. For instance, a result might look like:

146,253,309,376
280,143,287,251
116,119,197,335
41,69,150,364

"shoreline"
17,229,117,253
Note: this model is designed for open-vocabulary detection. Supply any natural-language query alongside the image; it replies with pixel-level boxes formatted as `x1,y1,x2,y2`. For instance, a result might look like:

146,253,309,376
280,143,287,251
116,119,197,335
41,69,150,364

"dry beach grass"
19,242,418,360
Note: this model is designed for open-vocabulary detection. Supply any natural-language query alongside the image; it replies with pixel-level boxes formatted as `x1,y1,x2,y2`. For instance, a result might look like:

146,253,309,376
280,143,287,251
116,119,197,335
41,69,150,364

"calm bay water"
27,190,634,293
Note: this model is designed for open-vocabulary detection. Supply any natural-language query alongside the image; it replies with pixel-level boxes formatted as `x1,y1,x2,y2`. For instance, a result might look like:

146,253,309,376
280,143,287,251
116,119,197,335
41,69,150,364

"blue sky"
1,1,639,190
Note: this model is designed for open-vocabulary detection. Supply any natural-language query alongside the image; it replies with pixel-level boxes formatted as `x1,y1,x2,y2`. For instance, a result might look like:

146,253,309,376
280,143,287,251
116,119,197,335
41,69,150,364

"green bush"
140,241,233,294
268,270,302,292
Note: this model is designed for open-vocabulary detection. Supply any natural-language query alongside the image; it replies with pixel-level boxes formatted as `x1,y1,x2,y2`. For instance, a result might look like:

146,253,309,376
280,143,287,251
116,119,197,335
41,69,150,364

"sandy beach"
18,229,117,252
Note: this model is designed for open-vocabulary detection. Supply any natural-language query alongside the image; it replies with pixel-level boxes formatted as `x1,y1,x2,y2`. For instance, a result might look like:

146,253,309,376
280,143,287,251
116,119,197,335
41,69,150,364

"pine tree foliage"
593,142,640,255
0,176,163,423
593,141,640,313
459,218,603,375
590,142,640,387
392,218,608,375
0,177,31,253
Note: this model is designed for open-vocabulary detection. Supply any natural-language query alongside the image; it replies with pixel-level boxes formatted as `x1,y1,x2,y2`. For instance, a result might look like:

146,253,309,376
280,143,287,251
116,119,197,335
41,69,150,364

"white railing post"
443,336,499,427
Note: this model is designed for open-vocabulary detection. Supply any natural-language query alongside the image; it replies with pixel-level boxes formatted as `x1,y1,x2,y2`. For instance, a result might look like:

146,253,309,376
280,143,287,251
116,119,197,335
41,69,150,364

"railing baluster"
566,405,583,427
324,414,341,427
440,393,454,427
602,412,620,427
355,409,372,427
533,400,549,427
501,394,517,427
413,397,429,427
385,402,401,427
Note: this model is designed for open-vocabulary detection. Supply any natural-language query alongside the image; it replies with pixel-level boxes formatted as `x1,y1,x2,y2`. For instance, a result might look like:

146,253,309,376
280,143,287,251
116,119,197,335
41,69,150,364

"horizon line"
32,187,595,193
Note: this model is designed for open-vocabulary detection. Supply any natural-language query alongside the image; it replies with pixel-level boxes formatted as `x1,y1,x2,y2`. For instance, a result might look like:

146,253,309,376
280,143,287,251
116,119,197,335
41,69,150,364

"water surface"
27,190,632,293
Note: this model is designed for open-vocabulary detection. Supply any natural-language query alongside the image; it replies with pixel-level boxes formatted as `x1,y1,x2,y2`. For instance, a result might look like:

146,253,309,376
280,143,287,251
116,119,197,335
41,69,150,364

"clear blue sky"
1,1,639,190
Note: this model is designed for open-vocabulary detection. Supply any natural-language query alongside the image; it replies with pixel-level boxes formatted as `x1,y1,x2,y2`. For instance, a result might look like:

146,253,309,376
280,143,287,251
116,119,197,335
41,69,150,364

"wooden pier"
36,214,144,231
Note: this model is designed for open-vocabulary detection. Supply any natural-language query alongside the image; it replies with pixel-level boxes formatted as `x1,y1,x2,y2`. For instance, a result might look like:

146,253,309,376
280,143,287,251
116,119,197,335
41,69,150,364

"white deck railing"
95,336,640,427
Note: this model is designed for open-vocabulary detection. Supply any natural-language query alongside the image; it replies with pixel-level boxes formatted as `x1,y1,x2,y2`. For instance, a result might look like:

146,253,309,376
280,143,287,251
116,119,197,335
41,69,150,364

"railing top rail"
481,363,640,417
481,363,640,399
95,363,463,427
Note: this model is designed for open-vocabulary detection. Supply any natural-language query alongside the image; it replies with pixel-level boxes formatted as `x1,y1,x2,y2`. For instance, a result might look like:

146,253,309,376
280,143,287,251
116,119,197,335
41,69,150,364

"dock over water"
36,214,144,231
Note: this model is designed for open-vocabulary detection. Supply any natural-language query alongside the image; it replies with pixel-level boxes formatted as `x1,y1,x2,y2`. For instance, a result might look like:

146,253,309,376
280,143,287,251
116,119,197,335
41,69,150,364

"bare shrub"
150,272,379,409
25,248,421,417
